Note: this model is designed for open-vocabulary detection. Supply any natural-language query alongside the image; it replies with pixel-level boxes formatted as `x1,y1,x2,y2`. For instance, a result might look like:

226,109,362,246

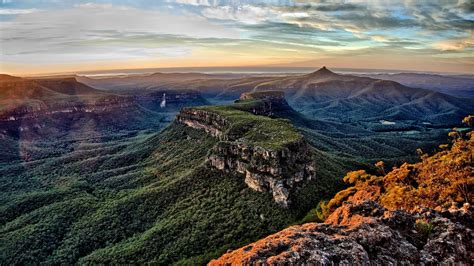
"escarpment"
176,92,316,207
176,108,230,139
237,91,290,116
208,138,315,208
0,96,137,122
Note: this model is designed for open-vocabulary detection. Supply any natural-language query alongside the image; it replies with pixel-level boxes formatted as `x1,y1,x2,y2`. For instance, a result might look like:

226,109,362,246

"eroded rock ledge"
175,94,315,207
210,200,473,265
176,108,230,139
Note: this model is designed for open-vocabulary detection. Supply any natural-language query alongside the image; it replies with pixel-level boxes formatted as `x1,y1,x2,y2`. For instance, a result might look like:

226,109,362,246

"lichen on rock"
210,199,473,265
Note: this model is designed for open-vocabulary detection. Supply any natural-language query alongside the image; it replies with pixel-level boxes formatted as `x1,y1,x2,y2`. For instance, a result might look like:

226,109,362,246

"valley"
1,68,472,264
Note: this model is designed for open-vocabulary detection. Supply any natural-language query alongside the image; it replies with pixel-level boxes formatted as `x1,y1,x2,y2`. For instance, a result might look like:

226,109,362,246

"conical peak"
312,66,336,76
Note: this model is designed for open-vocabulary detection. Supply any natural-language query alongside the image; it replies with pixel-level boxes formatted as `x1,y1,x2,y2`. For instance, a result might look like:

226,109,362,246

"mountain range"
1,68,472,264
79,67,474,125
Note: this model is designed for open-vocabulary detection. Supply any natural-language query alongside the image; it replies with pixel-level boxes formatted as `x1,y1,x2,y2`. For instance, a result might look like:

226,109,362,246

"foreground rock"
210,199,473,265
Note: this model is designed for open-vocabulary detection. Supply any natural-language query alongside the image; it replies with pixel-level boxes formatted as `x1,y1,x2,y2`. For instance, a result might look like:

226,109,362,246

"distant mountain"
80,68,473,126
76,72,238,92
0,75,133,116
251,67,474,125
0,75,111,101
33,77,107,95
0,75,163,139
357,72,474,98
0,75,62,99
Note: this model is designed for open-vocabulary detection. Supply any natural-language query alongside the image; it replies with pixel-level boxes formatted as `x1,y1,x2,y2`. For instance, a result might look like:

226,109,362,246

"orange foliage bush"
322,118,473,215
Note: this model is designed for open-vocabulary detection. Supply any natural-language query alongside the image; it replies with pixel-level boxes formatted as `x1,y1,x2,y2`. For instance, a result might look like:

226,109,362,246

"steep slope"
211,125,473,265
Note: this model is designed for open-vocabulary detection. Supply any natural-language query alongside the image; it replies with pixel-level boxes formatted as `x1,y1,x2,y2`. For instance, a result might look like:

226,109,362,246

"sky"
0,0,473,75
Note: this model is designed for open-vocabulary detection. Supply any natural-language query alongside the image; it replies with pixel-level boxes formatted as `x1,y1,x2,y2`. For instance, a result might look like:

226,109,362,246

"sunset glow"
1,0,473,75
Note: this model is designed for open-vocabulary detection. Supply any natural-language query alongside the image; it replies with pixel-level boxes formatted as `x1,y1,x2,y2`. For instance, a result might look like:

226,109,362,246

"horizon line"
4,65,473,78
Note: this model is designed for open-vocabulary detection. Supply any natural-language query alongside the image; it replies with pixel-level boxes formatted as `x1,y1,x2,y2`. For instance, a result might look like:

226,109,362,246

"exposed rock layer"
210,200,473,265
176,96,316,207
208,139,315,207
176,108,230,139
0,96,136,122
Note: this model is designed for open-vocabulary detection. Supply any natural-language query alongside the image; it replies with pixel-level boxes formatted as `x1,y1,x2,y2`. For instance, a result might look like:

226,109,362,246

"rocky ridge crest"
210,198,473,265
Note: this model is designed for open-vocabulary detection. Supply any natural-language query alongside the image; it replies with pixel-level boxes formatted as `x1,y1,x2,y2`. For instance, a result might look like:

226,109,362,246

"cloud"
1,0,472,73
202,5,270,24
0,3,239,63
73,3,117,9
0,8,40,14
433,37,474,51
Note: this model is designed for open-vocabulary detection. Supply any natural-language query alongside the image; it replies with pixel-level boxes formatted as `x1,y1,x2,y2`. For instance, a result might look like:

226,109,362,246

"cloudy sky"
0,0,473,75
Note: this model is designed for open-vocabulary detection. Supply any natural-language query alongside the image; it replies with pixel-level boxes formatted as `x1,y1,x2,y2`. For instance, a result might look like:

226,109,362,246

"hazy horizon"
6,65,474,78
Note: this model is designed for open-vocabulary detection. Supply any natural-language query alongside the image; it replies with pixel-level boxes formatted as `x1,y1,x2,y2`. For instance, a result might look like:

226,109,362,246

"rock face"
208,139,315,207
0,96,137,122
237,91,290,117
210,200,473,265
176,94,316,207
176,108,230,139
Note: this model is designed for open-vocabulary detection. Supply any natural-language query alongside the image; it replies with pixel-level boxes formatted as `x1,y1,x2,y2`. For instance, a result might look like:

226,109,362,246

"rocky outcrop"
175,95,316,207
236,91,290,117
208,139,315,207
176,108,230,139
210,200,473,265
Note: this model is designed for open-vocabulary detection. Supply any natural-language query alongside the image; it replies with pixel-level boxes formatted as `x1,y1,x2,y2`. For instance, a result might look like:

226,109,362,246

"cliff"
210,126,474,265
176,108,230,139
235,91,292,117
176,94,316,207
0,95,137,122
210,199,472,265
208,139,315,207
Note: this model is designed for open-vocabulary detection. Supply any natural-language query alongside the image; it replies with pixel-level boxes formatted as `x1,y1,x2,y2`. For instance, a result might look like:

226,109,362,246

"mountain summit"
310,66,338,77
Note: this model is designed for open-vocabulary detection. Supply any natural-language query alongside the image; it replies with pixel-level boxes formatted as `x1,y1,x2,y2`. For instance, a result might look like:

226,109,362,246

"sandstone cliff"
208,139,315,208
176,94,316,207
0,96,138,123
210,199,473,265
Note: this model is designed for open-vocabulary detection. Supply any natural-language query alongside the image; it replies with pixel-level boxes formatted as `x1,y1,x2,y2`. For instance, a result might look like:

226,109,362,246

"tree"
375,161,385,175
462,115,474,127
